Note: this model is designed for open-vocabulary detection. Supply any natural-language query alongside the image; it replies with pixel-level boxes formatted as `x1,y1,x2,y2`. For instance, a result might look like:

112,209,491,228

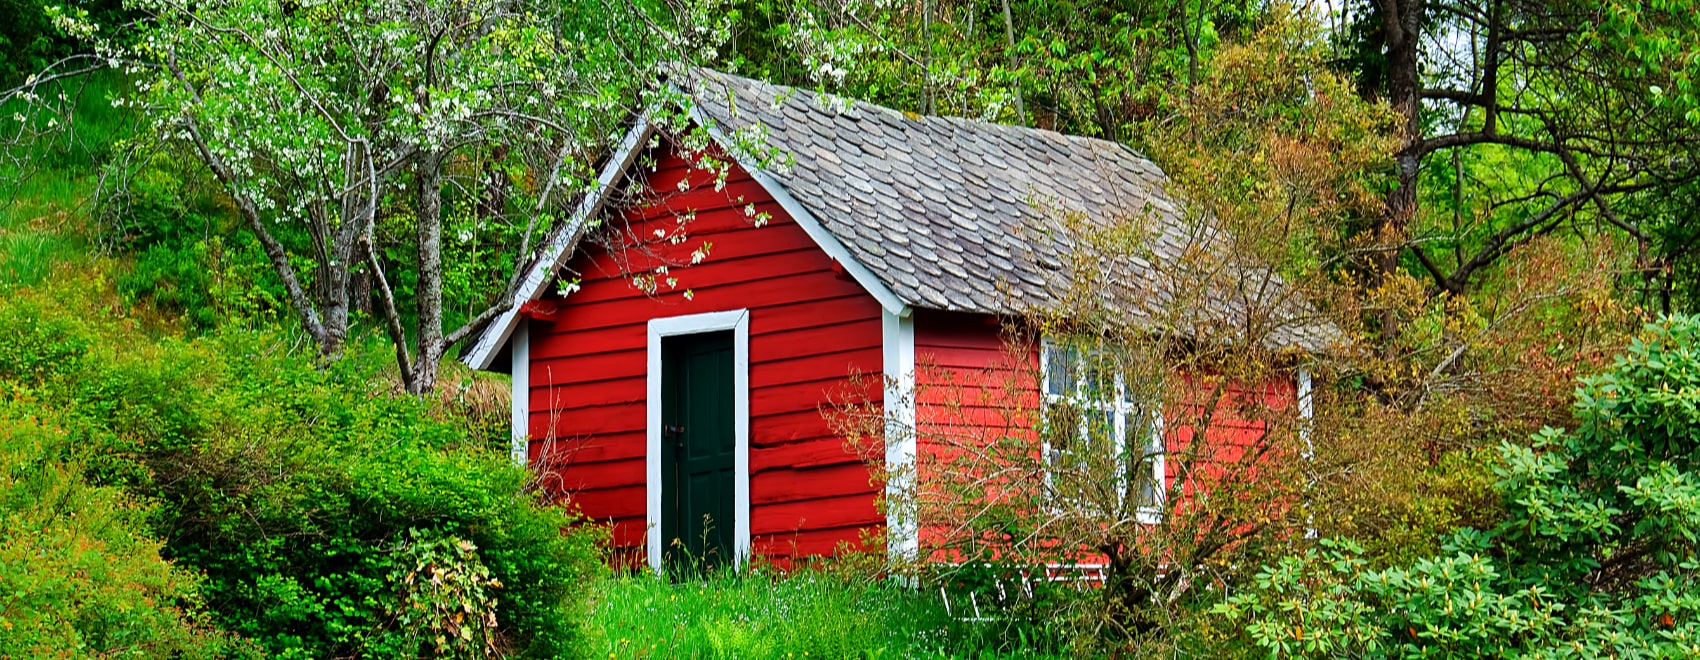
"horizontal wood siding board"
544,271,872,331
528,379,644,413
750,348,883,389
560,484,647,520
524,139,883,560
748,295,884,335
568,247,831,305
751,493,882,534
531,347,647,384
532,432,647,463
528,324,648,360
751,438,869,472
749,409,861,447
556,458,646,491
751,463,879,505
750,320,884,362
753,525,878,558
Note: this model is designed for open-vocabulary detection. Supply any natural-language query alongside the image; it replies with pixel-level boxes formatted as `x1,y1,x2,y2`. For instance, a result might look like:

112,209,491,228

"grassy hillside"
0,77,612,659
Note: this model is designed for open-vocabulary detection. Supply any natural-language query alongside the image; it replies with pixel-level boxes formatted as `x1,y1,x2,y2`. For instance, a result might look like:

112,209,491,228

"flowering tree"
28,0,730,393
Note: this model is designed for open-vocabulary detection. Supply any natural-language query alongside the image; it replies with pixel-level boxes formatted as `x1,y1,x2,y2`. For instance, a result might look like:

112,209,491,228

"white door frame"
646,309,752,571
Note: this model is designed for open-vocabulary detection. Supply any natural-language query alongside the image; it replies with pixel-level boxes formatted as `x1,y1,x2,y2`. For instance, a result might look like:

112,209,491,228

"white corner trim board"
646,309,752,572
462,117,656,371
881,307,918,563
509,322,530,465
1297,366,1314,459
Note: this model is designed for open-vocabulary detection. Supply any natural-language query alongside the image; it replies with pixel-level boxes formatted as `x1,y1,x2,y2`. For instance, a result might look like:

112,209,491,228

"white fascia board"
674,85,908,317
462,117,657,370
646,309,752,572
882,307,918,562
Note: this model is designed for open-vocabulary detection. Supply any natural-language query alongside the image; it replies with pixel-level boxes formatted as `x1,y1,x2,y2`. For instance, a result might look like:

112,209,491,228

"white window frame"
646,309,752,572
1039,339,1165,524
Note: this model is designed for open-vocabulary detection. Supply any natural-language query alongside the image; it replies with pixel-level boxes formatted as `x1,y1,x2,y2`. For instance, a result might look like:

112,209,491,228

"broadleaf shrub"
0,274,602,658
0,410,248,658
1211,316,1700,658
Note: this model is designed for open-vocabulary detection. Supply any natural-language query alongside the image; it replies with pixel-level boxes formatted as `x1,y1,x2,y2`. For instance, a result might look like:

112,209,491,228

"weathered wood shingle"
687,69,1335,351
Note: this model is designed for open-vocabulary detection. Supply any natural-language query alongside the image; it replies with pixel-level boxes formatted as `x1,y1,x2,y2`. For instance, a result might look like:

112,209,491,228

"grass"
0,73,134,290
582,564,1068,659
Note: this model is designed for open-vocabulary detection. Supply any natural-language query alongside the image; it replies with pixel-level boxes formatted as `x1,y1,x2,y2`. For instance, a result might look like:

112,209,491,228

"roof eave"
461,115,657,371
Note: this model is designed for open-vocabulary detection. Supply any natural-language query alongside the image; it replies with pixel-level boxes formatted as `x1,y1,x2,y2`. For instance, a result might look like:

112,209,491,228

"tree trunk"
1000,0,1024,124
480,144,510,223
411,151,446,395
1375,0,1425,351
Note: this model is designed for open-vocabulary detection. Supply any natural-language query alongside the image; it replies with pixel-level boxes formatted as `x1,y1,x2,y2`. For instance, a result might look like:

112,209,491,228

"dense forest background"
2,0,1699,657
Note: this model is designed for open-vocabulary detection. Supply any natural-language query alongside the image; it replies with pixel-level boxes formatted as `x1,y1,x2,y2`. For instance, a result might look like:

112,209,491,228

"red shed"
463,70,1329,571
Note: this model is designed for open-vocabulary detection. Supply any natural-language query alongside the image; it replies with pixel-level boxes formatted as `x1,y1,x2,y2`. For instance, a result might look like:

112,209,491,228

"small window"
1040,340,1164,523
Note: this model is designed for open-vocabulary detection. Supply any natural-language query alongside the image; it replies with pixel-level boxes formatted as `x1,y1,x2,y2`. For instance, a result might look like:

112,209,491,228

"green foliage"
0,275,601,659
729,0,1273,139
0,0,132,87
384,530,504,659
0,408,247,658
1212,316,1700,658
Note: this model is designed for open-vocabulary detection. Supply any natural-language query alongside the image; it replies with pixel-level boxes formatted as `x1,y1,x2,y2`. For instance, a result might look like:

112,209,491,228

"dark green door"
660,331,736,572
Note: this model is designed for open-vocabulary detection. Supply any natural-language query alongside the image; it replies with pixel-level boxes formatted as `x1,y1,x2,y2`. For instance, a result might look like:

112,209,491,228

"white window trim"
1039,339,1166,525
646,309,751,572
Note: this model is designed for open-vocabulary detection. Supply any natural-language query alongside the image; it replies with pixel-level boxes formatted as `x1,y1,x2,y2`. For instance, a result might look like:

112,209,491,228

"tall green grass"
583,565,1068,659
0,73,134,289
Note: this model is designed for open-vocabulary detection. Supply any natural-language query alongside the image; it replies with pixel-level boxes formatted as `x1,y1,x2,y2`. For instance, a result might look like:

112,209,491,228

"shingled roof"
462,69,1332,370
686,69,1333,352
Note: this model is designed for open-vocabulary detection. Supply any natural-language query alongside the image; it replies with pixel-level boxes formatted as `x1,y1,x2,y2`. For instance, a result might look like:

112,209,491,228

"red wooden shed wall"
909,309,1300,553
523,140,885,566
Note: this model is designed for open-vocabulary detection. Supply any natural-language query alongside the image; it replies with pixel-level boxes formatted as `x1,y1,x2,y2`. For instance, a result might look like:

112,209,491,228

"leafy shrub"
108,161,286,331
1211,316,1700,658
384,530,505,659
0,275,601,658
0,411,249,658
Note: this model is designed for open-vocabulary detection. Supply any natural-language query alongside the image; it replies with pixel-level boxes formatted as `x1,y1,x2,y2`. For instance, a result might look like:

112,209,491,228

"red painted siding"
525,141,884,565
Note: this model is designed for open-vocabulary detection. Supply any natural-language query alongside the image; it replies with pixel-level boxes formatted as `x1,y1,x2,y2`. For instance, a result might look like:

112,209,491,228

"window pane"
1130,420,1163,510
1122,369,1155,405
1045,344,1076,396
1085,407,1116,453
1088,355,1115,401
1134,455,1162,509
1043,400,1082,459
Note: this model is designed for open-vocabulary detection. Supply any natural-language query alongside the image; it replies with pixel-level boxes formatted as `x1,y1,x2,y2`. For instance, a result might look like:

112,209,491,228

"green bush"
0,410,248,658
0,276,602,659
1210,316,1700,658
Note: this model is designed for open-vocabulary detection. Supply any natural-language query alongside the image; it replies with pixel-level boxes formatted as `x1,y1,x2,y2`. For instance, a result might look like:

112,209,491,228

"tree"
24,0,730,393
720,0,1271,139
1336,0,1700,305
